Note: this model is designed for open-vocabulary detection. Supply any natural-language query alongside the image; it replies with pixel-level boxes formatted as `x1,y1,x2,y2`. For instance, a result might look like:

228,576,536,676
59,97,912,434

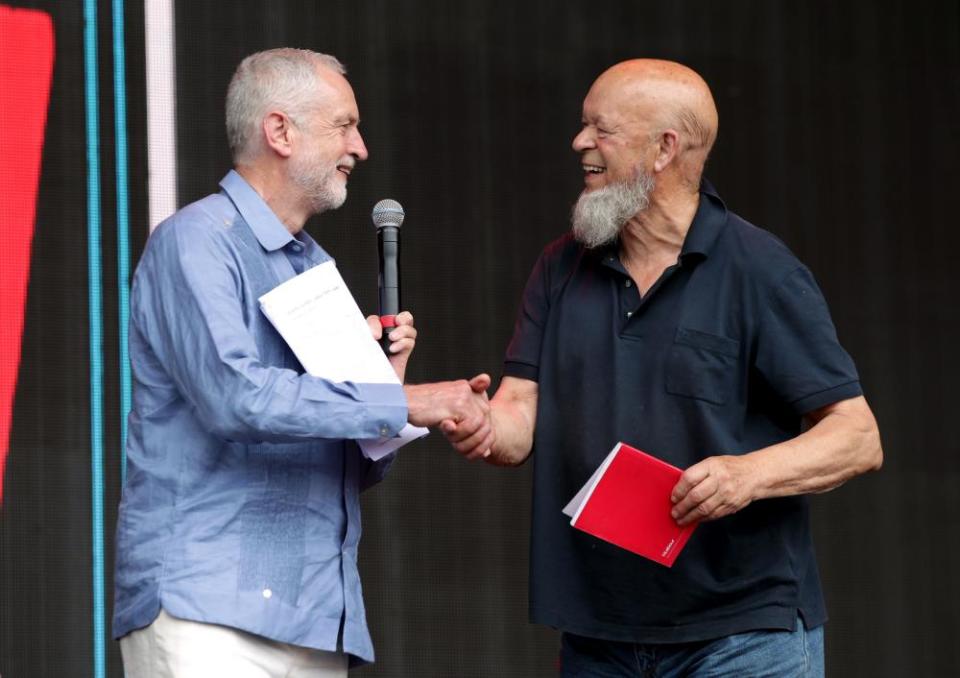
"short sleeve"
754,266,862,415
503,249,552,382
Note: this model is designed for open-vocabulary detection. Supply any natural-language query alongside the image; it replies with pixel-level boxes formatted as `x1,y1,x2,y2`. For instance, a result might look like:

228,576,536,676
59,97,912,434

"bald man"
445,60,882,676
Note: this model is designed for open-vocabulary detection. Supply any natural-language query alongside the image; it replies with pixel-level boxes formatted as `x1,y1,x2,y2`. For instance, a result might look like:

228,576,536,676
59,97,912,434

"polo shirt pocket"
665,327,740,406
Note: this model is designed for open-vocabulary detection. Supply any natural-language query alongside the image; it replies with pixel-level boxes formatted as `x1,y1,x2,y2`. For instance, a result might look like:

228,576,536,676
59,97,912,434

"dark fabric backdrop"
2,1,958,676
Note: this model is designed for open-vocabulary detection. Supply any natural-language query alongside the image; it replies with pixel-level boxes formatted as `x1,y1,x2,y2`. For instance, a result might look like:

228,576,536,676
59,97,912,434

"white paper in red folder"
563,442,697,567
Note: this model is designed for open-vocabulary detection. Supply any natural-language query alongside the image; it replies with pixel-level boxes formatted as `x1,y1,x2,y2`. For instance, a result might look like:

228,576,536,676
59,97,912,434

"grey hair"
674,105,714,151
668,106,717,188
226,48,346,164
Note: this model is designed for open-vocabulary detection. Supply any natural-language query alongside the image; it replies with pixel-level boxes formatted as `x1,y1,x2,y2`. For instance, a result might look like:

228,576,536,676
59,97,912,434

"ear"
262,111,295,159
652,129,680,173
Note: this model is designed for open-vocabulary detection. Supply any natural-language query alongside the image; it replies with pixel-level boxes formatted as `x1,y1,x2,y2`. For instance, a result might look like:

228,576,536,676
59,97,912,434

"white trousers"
120,609,348,678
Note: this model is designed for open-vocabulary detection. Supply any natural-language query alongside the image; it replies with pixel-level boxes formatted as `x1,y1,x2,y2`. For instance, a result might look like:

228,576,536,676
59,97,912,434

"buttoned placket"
604,252,684,331
620,271,642,325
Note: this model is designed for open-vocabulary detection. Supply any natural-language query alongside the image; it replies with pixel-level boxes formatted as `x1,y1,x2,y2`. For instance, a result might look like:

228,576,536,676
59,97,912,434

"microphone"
372,199,404,354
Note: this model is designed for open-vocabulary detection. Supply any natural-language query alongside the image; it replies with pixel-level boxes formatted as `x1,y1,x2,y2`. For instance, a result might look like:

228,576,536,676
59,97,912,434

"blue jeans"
560,617,824,677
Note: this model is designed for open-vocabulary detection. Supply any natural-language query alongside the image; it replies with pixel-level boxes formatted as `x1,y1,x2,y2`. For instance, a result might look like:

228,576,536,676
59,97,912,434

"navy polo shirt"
504,181,862,643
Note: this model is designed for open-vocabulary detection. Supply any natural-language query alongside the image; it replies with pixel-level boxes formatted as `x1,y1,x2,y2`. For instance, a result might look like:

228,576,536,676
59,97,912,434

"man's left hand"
670,455,755,526
366,311,416,383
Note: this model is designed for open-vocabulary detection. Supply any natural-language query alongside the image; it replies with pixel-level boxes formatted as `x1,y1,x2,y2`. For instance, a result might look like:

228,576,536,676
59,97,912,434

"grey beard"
291,163,346,215
571,171,656,249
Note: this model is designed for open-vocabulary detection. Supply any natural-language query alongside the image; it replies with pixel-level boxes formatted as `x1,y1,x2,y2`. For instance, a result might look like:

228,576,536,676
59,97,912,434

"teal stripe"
83,0,106,676
113,0,131,484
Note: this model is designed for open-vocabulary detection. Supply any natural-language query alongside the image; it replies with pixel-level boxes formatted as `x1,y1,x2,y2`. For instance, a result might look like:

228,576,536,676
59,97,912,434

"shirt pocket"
665,327,740,406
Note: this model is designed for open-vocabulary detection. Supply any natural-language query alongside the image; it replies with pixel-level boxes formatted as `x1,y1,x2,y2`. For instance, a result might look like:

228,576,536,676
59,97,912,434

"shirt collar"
219,170,295,252
678,177,727,262
596,178,728,269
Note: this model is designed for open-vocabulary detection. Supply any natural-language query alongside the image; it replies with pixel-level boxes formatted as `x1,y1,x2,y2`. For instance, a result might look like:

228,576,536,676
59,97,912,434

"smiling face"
572,73,659,194
289,67,368,215
572,60,720,201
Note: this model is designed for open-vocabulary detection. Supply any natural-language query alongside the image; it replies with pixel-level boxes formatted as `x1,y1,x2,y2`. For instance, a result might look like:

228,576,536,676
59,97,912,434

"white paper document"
561,443,622,519
258,261,428,460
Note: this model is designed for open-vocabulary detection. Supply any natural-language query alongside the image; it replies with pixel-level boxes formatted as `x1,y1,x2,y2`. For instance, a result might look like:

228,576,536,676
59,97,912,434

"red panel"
0,5,55,502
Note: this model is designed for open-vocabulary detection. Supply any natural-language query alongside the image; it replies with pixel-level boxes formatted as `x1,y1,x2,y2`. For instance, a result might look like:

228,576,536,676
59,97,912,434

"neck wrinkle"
619,190,699,267
235,163,308,235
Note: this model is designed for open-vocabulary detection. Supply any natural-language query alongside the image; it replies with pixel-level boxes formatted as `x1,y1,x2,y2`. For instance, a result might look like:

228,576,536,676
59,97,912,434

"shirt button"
380,426,390,437
262,588,273,599
626,311,633,318
624,280,632,287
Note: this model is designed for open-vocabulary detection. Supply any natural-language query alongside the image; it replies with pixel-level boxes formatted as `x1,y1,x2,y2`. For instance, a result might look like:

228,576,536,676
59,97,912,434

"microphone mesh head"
371,199,405,230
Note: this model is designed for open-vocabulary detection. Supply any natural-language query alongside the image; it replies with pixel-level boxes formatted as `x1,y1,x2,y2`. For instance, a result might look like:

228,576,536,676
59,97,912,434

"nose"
349,127,369,162
572,126,595,153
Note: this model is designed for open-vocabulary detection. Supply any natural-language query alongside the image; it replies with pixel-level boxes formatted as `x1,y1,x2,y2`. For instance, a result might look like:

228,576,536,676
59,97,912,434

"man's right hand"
439,375,495,460
403,375,495,456
444,376,538,466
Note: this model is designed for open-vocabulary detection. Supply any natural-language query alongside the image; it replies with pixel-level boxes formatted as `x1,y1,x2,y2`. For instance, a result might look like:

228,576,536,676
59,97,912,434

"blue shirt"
113,171,408,665
505,181,862,643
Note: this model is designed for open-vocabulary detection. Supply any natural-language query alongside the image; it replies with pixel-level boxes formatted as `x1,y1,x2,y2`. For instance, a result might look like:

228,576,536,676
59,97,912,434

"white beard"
571,170,656,249
290,155,347,215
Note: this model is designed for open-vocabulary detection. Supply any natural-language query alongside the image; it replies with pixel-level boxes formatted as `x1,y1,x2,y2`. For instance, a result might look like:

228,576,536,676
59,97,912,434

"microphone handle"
378,227,400,354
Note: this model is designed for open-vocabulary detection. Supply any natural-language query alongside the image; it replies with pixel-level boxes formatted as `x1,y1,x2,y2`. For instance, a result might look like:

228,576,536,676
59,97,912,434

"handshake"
370,311,495,460
403,375,495,460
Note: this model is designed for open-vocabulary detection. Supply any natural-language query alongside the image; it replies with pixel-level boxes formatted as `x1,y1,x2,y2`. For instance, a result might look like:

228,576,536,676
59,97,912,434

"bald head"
599,59,717,152
576,59,718,191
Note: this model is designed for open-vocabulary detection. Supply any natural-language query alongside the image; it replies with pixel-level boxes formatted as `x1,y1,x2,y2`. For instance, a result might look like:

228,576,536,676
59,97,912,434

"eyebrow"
583,111,609,124
586,116,615,129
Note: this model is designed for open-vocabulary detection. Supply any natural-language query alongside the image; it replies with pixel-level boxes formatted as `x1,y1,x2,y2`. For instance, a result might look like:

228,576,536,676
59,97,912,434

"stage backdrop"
1,1,958,677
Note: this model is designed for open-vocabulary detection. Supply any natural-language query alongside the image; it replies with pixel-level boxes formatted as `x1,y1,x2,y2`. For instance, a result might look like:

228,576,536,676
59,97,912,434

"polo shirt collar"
595,178,728,267
219,169,296,252
679,178,728,262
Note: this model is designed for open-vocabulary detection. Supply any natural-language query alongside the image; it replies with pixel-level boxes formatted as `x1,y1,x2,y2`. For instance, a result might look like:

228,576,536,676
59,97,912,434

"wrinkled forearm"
747,396,883,500
486,381,538,466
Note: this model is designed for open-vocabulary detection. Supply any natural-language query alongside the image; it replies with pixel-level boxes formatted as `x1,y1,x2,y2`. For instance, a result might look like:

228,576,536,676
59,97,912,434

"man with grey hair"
446,59,882,676
113,48,493,677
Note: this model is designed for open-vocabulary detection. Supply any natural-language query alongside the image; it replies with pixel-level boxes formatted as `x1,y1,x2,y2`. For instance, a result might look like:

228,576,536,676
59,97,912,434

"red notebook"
562,442,697,567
